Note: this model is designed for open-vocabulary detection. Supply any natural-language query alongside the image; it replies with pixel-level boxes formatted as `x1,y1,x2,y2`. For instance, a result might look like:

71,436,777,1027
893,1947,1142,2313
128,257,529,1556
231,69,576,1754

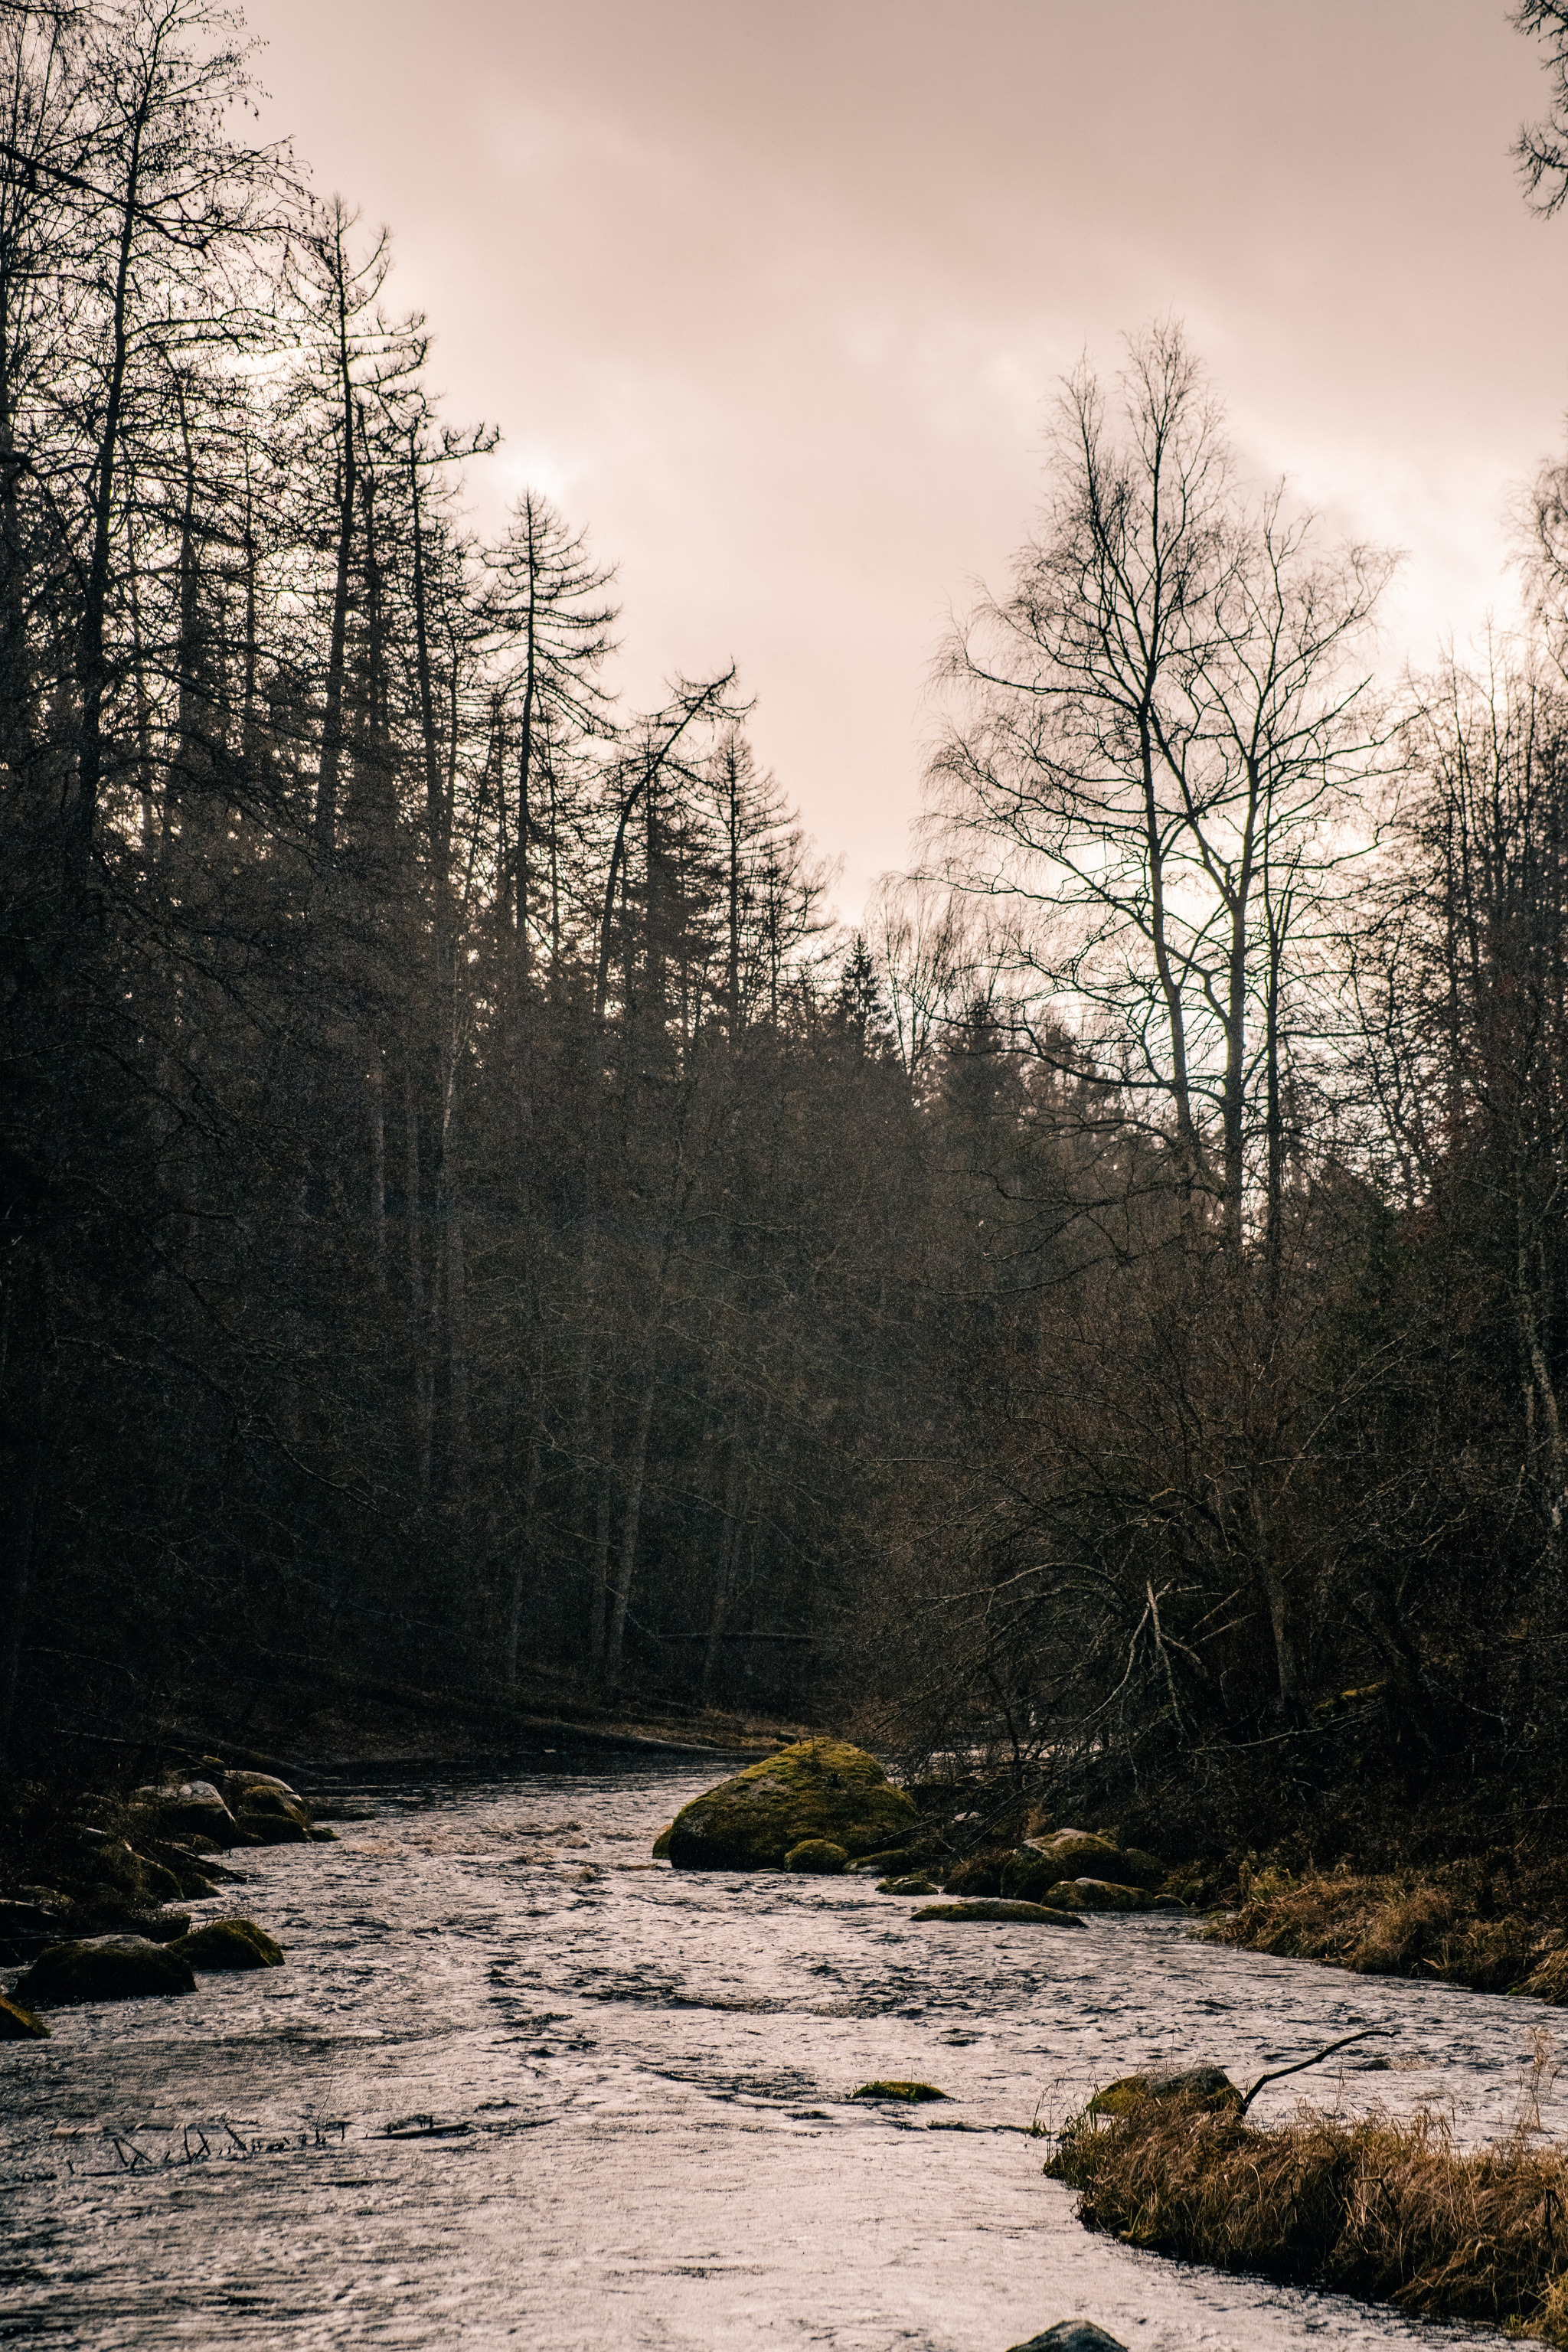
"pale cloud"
244,0,1568,916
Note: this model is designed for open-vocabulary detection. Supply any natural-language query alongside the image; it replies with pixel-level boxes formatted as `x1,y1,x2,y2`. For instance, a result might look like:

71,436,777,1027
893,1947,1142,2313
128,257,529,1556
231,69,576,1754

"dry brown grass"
1047,2075,1568,2340
1207,1870,1565,1998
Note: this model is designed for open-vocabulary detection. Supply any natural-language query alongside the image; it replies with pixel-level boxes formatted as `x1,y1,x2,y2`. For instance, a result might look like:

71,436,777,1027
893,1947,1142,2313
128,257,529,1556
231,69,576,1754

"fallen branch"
1239,2026,1392,2116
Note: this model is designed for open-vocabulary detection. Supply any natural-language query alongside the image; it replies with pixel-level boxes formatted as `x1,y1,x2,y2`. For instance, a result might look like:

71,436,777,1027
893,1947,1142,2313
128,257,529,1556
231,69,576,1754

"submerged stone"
877,1873,939,1895
665,1740,917,1870
14,1935,198,2007
170,1918,284,1969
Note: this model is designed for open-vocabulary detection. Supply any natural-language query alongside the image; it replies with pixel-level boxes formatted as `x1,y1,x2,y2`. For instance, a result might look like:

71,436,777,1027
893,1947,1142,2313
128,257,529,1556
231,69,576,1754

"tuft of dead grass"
1208,1870,1562,1998
1048,2069,1568,2341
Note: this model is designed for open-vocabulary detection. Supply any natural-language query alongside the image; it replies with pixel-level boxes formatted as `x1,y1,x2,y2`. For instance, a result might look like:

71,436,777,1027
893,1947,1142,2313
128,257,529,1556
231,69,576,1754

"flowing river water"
5,1756,1568,2351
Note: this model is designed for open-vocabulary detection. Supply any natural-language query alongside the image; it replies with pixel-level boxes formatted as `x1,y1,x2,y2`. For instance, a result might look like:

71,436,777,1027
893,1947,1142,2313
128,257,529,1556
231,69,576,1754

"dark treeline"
8,0,1568,1854
0,0,920,1759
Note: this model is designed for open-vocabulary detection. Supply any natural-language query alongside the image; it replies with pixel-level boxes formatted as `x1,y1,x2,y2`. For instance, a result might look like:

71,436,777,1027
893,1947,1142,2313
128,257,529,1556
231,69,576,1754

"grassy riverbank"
1205,1868,1568,2004
1049,2082,1568,2342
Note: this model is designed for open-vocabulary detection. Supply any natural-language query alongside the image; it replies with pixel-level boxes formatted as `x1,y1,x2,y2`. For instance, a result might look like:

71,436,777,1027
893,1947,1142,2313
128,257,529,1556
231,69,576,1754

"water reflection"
2,1759,1559,2350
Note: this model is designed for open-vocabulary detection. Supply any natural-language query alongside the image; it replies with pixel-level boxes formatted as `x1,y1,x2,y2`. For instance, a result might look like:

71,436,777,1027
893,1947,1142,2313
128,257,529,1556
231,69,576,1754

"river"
4,1757,1565,2350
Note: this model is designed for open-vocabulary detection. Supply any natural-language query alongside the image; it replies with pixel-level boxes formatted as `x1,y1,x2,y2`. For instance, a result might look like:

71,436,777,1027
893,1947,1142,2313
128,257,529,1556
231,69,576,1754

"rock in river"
784,1838,849,1874
13,1934,198,2006
132,1777,238,1844
662,1739,917,1870
223,1772,315,1844
1054,1877,1152,1913
0,1994,49,2038
1088,2063,1240,2115
169,1918,285,1969
1006,2327,1127,2352
913,1899,1085,1927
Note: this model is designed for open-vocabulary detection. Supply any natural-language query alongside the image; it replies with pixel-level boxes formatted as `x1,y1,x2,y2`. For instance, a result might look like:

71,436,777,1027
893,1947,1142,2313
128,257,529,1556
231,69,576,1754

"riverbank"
1048,2079,1568,2344
1205,1868,1568,2006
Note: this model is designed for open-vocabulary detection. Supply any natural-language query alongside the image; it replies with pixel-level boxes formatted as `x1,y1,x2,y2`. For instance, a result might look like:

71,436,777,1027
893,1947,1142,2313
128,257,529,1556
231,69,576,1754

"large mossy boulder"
664,1739,916,1870
14,1934,198,2007
170,1918,284,1969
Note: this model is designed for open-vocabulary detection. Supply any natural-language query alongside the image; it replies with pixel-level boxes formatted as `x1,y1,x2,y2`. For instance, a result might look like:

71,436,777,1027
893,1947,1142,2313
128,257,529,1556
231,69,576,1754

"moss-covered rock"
1087,2063,1240,2116
0,1994,49,2038
132,1779,238,1846
1001,1849,1070,1901
1116,1845,1166,1893
1005,2324,1128,2352
232,1788,312,1844
651,1821,675,1860
665,1739,917,1870
912,1899,1086,1926
222,1772,314,1844
170,1918,284,1969
1024,1828,1124,1876
846,1846,925,1874
878,1873,939,1895
14,1934,198,2006
84,1836,185,1906
942,1850,1013,1897
1056,1877,1150,1913
131,1909,195,1943
784,1838,849,1874
851,2079,949,2102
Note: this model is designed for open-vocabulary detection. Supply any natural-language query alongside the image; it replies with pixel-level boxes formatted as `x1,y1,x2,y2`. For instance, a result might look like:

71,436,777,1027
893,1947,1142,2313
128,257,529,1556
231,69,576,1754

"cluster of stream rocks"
0,1762,332,2037
652,1738,1188,1932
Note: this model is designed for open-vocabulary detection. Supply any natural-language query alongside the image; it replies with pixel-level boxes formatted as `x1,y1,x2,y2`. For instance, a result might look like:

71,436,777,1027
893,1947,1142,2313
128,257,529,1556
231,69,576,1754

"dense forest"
8,0,1568,1856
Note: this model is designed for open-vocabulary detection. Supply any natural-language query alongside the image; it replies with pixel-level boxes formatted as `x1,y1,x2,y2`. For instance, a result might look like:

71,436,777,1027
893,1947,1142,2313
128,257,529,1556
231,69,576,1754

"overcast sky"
244,0,1568,916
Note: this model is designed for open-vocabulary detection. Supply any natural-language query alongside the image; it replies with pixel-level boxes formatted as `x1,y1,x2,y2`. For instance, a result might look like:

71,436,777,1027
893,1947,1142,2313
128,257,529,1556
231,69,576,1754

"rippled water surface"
5,1759,1566,2350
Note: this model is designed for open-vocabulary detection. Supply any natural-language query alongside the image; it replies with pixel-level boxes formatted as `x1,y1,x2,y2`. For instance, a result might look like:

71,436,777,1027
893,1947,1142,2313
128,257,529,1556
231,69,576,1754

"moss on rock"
14,1934,198,2006
1116,1845,1167,1893
878,1873,939,1895
171,1918,284,1969
0,1994,48,2038
1086,2064,1242,2116
784,1838,849,1874
851,2079,949,2102
942,1851,1013,1897
1025,1828,1123,1874
665,1739,916,1870
651,1821,675,1859
913,1899,1086,1926
1057,1877,1152,1913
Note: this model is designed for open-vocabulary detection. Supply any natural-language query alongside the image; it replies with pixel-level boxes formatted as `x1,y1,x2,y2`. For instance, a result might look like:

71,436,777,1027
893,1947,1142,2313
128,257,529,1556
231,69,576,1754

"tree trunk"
605,1364,659,1681
702,1435,744,1698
